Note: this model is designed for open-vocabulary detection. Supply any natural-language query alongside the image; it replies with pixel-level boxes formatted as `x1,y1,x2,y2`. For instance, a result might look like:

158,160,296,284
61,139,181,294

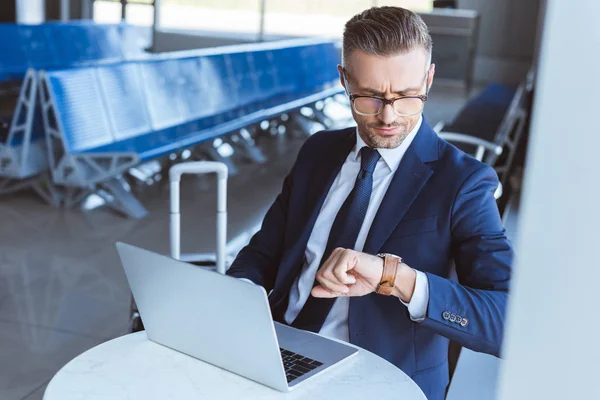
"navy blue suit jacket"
227,119,513,399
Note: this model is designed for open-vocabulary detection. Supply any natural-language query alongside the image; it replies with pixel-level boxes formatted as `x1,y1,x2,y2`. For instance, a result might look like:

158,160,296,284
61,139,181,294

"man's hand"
311,248,417,301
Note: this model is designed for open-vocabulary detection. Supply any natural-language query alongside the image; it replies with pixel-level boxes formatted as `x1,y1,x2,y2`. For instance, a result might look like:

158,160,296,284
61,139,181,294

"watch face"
377,253,401,259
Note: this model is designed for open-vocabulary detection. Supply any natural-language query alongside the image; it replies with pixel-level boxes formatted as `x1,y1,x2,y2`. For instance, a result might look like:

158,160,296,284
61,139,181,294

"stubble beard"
358,121,411,149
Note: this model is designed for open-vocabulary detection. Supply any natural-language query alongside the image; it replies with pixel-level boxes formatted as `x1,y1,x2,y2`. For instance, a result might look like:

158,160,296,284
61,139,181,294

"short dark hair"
343,6,433,68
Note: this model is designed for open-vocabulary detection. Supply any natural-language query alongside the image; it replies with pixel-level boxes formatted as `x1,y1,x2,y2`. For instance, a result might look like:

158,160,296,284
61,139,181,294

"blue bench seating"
0,22,145,82
0,22,146,202
39,38,342,218
436,74,533,203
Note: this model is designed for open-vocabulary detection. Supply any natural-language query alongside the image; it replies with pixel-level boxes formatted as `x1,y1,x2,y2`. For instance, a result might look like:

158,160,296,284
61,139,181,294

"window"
126,0,154,26
93,0,154,26
94,0,123,23
155,0,433,37
263,0,434,38
159,0,261,34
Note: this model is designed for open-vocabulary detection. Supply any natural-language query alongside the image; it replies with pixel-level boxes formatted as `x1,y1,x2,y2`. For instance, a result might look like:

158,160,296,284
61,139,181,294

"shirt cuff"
239,278,256,285
399,270,429,322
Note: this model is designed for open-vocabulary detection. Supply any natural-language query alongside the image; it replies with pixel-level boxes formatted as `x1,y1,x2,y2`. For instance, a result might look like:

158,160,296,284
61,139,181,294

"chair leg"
287,113,317,138
197,144,239,176
99,177,149,219
31,172,62,207
0,176,32,196
227,129,267,164
311,107,333,128
0,173,62,207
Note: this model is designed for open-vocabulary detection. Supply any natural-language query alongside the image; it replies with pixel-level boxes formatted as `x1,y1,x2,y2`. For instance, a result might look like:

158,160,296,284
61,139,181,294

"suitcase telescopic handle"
169,162,228,274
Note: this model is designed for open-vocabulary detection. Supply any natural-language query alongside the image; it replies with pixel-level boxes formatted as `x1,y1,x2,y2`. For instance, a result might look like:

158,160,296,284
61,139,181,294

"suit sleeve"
419,165,513,357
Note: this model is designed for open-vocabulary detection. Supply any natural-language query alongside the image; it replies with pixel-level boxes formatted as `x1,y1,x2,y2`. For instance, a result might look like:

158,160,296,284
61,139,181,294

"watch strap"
376,254,401,296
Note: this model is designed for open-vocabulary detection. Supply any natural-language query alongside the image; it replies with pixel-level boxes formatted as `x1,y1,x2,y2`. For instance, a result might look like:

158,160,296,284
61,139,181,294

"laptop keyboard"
280,348,324,383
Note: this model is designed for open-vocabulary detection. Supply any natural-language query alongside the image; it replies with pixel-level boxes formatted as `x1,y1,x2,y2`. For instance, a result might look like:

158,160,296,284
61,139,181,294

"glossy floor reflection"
0,86,473,400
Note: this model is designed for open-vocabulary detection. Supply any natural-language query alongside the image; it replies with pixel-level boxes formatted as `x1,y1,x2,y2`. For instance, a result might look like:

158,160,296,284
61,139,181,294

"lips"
373,127,399,136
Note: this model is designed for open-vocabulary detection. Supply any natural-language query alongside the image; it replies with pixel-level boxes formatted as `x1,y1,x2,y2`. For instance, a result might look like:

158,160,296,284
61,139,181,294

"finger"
311,285,345,298
317,250,349,293
317,277,350,294
332,250,357,285
317,249,344,284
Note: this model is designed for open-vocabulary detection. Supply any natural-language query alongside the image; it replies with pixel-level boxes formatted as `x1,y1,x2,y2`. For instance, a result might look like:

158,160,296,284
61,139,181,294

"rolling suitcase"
129,161,229,332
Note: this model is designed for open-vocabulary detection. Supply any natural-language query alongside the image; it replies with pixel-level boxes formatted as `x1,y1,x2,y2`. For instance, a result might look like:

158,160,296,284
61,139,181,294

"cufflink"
442,311,450,320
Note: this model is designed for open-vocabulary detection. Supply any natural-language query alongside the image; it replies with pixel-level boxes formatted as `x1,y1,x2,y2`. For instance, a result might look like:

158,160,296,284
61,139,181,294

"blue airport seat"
436,78,531,205
37,39,343,216
202,54,237,114
98,63,152,141
47,24,104,65
19,25,61,71
177,57,218,120
44,68,113,153
140,59,187,130
0,22,148,191
0,24,30,81
443,83,517,145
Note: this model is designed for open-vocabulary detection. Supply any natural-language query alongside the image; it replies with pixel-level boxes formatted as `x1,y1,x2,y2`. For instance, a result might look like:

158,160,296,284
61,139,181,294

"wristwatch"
375,253,402,296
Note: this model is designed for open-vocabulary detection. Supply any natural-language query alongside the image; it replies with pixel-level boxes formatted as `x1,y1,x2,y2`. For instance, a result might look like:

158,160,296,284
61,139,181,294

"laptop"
116,242,358,392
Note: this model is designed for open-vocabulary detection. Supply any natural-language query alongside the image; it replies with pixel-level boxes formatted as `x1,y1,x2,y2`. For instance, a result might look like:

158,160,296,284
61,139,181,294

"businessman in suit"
227,6,512,399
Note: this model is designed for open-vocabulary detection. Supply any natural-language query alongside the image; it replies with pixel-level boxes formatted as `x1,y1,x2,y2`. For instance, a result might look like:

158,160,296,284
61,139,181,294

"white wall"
497,1,600,399
16,0,45,23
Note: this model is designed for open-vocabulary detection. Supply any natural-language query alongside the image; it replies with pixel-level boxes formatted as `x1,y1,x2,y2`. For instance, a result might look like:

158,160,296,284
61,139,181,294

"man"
227,6,512,399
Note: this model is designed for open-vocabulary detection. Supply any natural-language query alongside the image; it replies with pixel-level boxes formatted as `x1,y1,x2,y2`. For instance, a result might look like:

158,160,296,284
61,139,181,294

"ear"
427,64,436,90
337,64,347,92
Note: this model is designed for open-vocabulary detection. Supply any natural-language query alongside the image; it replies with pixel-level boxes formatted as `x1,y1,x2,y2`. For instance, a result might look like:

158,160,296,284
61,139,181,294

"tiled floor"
0,86,480,400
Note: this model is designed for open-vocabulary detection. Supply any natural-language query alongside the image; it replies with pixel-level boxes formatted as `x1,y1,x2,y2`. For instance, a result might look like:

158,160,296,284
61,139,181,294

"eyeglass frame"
341,67,431,117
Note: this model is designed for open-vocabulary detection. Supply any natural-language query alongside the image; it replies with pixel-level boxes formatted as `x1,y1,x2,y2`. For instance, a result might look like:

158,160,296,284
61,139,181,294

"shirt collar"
353,115,423,172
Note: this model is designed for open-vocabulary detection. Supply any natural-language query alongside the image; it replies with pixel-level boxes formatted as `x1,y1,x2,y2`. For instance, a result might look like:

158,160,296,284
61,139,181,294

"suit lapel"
363,121,439,255
300,129,356,238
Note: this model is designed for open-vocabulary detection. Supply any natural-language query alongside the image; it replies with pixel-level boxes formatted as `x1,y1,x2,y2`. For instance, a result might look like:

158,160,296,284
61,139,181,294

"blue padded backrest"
45,69,114,152
47,24,104,65
225,51,258,108
473,83,516,107
299,42,339,90
271,45,304,95
200,54,234,113
96,63,151,141
0,22,145,82
322,42,341,80
448,83,516,142
248,50,277,101
19,25,60,70
0,25,29,80
120,24,148,59
297,45,319,91
178,57,222,120
140,59,186,130
93,24,125,60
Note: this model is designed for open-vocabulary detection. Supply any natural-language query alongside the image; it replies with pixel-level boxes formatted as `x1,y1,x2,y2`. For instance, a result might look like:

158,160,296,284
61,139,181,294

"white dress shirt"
282,116,430,342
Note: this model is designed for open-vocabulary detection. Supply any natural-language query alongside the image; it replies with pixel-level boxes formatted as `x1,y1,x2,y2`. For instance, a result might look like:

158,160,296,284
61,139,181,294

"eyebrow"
356,86,422,97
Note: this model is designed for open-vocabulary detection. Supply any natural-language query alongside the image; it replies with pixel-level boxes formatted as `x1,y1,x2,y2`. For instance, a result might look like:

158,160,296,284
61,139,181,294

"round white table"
44,332,427,400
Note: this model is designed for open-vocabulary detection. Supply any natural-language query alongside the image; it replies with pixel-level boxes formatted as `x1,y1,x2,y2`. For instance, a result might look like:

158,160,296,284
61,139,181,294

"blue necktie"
291,146,381,332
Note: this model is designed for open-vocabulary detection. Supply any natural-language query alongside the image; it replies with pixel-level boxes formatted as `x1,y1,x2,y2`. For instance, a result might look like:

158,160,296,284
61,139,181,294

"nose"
377,103,396,125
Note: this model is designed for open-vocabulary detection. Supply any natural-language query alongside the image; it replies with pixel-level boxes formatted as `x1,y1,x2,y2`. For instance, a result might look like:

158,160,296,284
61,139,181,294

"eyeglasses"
342,68,430,117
